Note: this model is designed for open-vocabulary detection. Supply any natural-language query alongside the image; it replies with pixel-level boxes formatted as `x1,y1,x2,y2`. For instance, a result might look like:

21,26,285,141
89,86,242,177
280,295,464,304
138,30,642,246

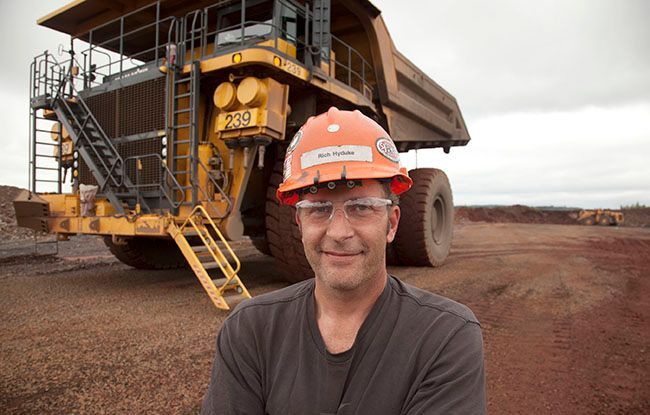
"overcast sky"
1,0,648,208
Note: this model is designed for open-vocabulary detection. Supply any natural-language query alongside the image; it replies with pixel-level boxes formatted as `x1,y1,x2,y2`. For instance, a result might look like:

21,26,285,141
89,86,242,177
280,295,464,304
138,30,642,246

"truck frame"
15,0,470,310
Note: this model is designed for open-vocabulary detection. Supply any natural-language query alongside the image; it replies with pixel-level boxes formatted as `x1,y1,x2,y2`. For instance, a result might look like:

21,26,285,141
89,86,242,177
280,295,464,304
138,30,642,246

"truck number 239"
224,110,252,129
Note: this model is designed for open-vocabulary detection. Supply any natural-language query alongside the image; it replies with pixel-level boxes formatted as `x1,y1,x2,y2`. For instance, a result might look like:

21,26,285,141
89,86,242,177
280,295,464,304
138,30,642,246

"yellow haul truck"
577,209,624,226
15,0,470,310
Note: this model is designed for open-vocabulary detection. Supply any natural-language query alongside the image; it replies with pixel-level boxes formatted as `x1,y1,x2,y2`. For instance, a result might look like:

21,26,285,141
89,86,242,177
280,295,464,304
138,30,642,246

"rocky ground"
1,185,650,413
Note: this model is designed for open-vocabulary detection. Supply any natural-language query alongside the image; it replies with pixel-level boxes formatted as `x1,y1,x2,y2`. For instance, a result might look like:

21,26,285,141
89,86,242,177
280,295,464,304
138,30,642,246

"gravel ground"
1,222,649,414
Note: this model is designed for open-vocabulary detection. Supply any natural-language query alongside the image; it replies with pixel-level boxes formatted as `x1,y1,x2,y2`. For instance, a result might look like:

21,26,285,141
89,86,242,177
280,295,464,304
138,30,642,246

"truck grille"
79,76,166,191
85,77,166,138
78,138,164,190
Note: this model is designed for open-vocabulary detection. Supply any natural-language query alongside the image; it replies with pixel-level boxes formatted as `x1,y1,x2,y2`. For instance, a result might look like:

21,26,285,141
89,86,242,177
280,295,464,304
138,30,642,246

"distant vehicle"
577,209,624,226
14,0,470,310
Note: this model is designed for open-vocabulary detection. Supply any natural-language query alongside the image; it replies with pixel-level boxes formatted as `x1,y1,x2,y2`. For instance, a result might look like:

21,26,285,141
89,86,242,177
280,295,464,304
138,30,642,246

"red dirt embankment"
622,207,650,227
456,205,650,227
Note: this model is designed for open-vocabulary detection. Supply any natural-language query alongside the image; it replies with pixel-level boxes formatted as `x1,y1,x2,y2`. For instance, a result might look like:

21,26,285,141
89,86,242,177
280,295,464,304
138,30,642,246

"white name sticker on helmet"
300,145,373,169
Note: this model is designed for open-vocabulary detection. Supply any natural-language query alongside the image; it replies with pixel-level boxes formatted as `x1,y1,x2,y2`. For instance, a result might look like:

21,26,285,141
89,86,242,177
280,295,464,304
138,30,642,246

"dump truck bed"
341,1,470,150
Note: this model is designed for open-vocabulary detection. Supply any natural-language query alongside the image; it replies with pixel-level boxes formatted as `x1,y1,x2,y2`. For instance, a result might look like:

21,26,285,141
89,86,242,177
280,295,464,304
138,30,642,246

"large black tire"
393,168,454,267
265,159,314,282
103,236,187,269
250,236,271,256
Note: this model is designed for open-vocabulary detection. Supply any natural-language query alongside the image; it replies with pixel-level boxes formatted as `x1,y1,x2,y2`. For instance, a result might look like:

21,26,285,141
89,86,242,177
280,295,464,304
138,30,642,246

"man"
201,107,486,414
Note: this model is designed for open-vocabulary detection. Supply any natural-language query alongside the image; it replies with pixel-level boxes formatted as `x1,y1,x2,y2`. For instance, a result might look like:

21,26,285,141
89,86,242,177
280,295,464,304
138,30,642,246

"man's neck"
313,271,388,354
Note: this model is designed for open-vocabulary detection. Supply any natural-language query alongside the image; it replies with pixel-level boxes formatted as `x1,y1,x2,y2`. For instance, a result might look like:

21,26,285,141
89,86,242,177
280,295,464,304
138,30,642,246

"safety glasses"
295,197,393,225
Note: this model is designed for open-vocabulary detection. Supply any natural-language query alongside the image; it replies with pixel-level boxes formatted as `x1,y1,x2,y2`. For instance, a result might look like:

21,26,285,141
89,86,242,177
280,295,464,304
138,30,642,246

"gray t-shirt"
201,276,485,414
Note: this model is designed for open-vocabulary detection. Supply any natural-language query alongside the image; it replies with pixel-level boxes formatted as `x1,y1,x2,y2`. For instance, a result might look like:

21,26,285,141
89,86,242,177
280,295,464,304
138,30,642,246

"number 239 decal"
224,110,252,129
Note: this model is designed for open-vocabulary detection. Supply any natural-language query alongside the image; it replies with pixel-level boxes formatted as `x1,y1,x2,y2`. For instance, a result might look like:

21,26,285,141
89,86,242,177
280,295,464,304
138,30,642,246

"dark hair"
381,181,400,205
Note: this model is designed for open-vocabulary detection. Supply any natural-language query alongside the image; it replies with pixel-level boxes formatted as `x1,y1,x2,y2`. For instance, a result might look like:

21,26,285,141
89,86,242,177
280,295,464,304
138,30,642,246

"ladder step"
173,140,191,144
173,155,191,160
174,108,192,114
175,92,192,99
213,277,239,287
183,229,204,236
192,245,209,253
202,261,221,270
172,123,192,129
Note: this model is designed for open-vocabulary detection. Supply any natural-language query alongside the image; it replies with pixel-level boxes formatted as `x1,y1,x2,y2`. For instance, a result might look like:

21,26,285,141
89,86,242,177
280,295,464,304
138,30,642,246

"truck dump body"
38,0,470,151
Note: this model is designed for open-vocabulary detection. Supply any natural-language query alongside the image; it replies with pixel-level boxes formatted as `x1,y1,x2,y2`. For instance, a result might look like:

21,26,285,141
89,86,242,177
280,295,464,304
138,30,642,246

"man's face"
295,180,400,292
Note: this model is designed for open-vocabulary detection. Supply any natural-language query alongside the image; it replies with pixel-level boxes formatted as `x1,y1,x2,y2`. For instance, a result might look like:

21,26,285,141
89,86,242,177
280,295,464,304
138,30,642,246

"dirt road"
1,223,649,414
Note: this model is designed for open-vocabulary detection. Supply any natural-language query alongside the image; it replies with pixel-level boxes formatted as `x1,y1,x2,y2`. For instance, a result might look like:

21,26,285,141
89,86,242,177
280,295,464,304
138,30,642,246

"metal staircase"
168,205,251,310
29,52,149,214
52,95,147,214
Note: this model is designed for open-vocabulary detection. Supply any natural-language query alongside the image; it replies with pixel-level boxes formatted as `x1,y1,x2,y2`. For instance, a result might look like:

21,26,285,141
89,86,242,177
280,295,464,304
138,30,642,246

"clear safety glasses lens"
296,197,392,224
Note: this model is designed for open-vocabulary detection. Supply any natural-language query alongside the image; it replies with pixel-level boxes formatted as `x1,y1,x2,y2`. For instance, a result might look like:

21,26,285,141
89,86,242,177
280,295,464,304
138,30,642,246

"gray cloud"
1,1,648,210
374,0,650,118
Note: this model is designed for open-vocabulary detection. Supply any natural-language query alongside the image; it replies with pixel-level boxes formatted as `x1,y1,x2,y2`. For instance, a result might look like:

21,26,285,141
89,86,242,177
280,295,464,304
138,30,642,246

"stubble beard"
306,242,387,293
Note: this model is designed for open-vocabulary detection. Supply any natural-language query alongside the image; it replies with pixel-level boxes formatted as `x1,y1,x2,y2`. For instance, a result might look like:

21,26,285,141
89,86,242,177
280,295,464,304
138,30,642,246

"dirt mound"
455,205,579,225
622,207,650,227
0,185,39,242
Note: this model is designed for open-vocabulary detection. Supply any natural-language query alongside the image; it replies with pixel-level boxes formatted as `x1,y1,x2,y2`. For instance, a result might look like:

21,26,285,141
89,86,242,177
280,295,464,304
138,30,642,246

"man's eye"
348,204,372,215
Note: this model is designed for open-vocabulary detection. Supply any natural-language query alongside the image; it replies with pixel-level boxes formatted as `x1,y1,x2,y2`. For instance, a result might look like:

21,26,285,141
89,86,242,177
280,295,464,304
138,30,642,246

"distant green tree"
621,202,647,209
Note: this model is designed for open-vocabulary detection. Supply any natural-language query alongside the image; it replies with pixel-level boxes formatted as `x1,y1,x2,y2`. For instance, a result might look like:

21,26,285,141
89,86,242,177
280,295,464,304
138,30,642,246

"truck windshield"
216,19,273,45
213,0,273,46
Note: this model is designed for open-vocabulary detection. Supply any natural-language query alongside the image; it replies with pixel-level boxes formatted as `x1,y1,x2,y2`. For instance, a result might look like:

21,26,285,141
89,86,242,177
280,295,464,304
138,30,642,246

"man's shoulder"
230,278,314,318
388,276,480,325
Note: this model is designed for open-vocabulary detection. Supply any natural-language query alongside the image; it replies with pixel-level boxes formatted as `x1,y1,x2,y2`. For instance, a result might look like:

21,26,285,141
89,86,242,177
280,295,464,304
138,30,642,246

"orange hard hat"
277,107,413,205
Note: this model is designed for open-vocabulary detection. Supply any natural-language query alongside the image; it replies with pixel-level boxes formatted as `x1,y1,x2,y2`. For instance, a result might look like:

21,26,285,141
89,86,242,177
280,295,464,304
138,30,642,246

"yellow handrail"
180,205,241,275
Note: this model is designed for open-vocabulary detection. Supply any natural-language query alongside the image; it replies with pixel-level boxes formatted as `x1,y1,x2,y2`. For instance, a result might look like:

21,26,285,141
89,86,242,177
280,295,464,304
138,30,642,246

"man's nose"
325,208,354,240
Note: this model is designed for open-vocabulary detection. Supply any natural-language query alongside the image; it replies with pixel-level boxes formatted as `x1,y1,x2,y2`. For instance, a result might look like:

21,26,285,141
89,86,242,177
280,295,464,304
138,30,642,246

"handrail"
37,52,125,190
123,154,186,211
196,157,232,219
180,204,241,275
45,0,375,100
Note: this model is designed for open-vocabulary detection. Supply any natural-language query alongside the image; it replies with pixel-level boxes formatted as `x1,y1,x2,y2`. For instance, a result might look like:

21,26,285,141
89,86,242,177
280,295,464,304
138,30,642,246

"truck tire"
579,217,595,225
386,242,401,265
265,159,314,282
103,236,187,269
250,236,271,256
393,168,454,267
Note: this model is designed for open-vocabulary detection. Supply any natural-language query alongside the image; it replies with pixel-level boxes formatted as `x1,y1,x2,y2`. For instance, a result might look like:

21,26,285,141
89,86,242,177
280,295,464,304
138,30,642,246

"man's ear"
386,205,400,243
295,209,302,233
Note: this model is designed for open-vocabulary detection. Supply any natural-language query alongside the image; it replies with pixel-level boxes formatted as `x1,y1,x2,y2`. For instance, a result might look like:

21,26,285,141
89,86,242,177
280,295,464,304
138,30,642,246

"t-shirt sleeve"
200,311,265,415
403,321,486,415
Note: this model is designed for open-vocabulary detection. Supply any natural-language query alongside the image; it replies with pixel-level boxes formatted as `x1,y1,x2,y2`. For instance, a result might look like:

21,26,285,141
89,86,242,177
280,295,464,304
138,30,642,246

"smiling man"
201,108,486,414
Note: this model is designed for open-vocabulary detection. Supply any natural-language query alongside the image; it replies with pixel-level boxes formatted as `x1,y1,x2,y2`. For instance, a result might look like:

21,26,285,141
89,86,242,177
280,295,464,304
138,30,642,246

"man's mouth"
321,250,362,257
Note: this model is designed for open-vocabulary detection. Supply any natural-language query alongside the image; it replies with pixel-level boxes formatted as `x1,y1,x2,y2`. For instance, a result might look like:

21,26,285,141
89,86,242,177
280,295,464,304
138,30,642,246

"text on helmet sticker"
375,137,400,163
283,154,292,181
300,145,373,169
